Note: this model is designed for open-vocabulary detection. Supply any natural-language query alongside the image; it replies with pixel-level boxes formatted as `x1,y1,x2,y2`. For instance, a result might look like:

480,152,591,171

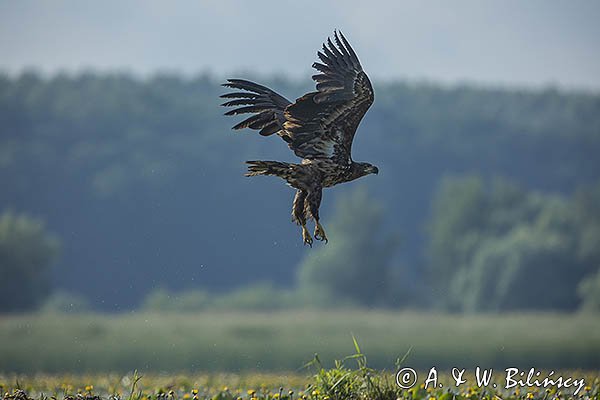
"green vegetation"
1,311,599,373
41,290,90,314
5,175,600,314
0,210,60,312
297,188,402,308
0,353,598,399
427,176,600,312
141,284,297,312
578,270,600,312
89,180,600,314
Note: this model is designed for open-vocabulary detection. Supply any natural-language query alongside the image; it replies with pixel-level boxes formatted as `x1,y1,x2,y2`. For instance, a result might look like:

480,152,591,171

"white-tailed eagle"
221,31,377,246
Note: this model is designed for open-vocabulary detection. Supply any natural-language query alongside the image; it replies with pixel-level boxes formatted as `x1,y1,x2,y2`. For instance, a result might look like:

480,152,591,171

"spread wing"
283,30,374,163
220,79,292,136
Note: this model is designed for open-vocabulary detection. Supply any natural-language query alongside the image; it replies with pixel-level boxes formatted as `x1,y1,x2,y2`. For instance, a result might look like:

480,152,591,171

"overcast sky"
1,1,599,90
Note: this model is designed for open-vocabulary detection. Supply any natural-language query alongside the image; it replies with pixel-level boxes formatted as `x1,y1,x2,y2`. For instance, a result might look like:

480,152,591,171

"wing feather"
221,32,374,160
283,31,374,162
221,79,292,136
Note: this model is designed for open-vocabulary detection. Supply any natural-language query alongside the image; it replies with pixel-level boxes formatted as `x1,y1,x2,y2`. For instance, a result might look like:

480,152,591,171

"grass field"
0,368,598,400
1,311,599,373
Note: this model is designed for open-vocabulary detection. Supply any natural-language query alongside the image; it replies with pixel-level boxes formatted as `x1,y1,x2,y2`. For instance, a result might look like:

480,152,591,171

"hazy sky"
1,1,599,89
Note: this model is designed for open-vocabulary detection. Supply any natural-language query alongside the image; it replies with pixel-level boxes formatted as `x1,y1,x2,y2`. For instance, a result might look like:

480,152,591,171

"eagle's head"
352,162,379,179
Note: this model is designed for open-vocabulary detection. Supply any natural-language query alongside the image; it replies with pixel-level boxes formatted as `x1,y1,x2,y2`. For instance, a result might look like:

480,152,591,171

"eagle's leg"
307,187,328,243
302,225,313,247
293,190,312,247
314,221,327,243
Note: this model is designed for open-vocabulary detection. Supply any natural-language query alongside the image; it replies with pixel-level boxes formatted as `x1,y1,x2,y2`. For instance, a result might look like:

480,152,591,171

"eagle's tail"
245,160,292,179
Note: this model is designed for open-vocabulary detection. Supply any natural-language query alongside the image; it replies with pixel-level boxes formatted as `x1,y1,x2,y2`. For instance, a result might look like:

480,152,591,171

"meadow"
0,360,598,400
1,311,599,373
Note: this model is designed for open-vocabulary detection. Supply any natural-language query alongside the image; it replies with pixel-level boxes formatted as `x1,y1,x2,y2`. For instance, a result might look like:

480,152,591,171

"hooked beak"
370,166,379,175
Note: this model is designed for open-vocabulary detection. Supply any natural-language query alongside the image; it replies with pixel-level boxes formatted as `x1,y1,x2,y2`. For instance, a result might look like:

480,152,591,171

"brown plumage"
221,30,378,246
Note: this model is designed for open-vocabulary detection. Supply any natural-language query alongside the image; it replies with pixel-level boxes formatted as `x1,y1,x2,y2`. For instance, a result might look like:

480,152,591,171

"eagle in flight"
221,31,378,246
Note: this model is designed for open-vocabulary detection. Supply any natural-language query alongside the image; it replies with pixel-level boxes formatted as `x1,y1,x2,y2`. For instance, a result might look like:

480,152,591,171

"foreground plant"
1,344,598,400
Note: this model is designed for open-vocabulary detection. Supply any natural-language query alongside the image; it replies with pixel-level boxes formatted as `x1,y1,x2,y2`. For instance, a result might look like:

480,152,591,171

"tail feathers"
245,160,292,178
221,79,292,136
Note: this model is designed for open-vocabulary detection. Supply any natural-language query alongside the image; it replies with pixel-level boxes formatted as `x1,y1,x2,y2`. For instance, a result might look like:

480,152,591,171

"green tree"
572,183,600,312
427,175,592,312
426,175,487,308
572,183,600,267
578,269,600,312
297,188,399,307
0,210,60,311
452,225,579,312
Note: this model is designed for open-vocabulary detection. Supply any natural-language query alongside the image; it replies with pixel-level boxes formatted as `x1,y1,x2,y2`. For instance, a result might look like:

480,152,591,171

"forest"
1,71,599,313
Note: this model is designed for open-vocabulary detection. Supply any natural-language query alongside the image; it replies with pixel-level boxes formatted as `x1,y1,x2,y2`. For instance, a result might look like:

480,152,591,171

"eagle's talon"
314,222,328,243
302,226,313,247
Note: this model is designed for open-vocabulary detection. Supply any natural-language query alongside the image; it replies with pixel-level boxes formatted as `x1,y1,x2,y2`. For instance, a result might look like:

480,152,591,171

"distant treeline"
1,71,599,311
